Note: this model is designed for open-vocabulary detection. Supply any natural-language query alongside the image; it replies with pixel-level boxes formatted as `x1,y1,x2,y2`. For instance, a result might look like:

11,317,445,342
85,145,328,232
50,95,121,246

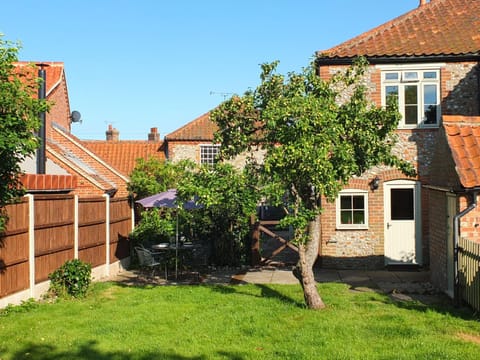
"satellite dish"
70,110,82,123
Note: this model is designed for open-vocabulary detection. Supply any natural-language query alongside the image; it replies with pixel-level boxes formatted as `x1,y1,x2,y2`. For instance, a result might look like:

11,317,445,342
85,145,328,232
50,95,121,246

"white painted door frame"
384,180,422,265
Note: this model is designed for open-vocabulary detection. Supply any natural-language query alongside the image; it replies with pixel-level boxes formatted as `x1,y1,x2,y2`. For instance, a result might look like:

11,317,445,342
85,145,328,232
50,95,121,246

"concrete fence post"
74,195,79,259
27,194,35,298
103,194,110,277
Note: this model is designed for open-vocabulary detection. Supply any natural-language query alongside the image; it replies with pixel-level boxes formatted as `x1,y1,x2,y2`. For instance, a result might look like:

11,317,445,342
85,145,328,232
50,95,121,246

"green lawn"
0,281,479,359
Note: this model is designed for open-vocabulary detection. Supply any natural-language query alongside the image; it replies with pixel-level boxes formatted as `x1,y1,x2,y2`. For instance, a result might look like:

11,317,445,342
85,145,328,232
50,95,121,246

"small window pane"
341,211,352,224
424,84,438,124
423,84,437,104
391,189,414,220
352,196,364,209
385,72,399,80
385,85,399,107
423,71,437,79
404,85,418,125
340,196,352,209
405,107,418,124
405,85,418,103
403,72,418,81
353,211,365,224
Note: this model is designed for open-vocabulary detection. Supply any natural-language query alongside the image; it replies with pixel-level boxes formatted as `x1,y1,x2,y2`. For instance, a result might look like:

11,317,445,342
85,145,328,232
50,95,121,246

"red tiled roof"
443,115,480,188
20,174,77,192
82,140,165,176
47,124,130,196
14,61,64,96
165,112,218,141
318,0,480,60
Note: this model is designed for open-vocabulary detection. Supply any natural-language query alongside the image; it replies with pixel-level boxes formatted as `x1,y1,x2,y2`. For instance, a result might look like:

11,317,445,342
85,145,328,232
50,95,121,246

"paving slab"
314,269,342,283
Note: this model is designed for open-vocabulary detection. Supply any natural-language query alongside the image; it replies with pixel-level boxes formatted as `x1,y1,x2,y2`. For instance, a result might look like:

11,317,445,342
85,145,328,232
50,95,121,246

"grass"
0,281,479,359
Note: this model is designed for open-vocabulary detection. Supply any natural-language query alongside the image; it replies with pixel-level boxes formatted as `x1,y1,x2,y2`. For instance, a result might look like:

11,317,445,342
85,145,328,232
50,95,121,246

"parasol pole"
175,206,179,279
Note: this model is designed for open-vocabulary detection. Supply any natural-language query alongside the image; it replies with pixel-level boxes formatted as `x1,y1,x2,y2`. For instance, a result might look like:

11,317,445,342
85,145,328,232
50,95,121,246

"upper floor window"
382,69,440,128
336,190,368,230
200,145,220,165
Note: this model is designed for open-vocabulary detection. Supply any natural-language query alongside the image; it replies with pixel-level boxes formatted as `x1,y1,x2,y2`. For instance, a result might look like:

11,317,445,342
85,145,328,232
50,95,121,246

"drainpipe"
453,190,478,306
477,62,480,115
36,64,47,174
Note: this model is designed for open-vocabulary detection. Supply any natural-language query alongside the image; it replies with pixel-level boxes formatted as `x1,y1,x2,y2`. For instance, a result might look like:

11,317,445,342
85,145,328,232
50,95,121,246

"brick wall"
428,189,449,290
169,142,200,163
46,76,71,136
459,195,480,243
442,62,479,116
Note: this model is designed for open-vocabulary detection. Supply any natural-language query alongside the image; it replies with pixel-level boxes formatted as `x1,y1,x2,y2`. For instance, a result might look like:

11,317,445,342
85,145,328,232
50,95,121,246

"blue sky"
1,0,419,140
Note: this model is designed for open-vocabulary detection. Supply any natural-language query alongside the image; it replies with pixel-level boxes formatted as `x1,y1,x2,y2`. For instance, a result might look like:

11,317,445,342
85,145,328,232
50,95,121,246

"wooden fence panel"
459,237,480,312
33,195,75,282
0,200,30,297
109,198,131,262
78,198,106,267
1,194,133,303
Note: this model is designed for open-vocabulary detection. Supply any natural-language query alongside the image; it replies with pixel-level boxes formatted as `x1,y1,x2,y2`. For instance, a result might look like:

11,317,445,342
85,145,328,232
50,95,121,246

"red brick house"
162,111,264,168
162,112,220,165
315,0,480,296
14,62,129,197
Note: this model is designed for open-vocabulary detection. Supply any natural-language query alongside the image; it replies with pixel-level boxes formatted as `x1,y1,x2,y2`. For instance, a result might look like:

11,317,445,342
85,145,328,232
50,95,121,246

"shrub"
129,209,175,247
48,259,92,298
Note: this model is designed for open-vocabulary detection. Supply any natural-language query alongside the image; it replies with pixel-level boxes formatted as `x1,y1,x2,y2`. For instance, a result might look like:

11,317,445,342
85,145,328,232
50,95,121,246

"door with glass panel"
384,180,422,265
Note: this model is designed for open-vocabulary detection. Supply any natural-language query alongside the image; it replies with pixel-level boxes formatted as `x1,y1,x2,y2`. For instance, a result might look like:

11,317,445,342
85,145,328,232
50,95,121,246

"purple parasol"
135,189,200,210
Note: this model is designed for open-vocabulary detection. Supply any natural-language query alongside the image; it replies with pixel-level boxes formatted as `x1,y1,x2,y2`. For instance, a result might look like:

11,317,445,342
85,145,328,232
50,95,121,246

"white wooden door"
384,180,422,265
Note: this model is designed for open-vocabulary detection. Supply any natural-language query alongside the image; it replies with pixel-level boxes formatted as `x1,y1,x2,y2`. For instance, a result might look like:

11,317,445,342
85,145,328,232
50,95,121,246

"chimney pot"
148,127,160,141
106,124,120,141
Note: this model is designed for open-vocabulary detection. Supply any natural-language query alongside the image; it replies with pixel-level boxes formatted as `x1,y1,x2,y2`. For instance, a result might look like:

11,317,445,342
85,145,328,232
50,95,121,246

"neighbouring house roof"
13,61,131,196
20,173,77,193
14,61,65,96
443,115,480,189
82,140,165,177
317,0,480,62
47,123,130,196
165,112,218,141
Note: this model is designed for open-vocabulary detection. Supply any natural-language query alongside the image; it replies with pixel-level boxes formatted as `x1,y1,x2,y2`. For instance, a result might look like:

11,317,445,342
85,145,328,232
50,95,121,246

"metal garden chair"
134,246,168,279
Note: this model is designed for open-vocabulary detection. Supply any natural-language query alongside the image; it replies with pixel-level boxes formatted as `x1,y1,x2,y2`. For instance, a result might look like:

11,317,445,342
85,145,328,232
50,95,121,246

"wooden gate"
458,237,480,312
251,217,298,266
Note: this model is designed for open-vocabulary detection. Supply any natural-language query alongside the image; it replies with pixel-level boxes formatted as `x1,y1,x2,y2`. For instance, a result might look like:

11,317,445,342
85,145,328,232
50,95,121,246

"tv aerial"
210,91,233,100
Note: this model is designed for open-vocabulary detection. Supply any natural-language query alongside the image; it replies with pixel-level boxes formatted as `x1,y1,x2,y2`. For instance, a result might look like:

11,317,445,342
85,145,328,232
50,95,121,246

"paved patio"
110,265,440,299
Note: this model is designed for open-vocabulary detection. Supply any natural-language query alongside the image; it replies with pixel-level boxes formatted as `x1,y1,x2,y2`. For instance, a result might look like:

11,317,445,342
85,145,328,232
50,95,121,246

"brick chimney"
106,124,119,141
148,127,160,141
419,0,428,6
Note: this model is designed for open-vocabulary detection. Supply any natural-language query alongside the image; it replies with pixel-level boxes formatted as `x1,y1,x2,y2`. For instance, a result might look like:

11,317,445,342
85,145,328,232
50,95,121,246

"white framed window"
336,190,368,230
381,67,441,128
200,144,220,165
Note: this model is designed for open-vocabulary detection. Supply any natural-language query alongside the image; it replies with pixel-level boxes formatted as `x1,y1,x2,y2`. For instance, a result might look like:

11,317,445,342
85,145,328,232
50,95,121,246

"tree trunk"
293,214,325,309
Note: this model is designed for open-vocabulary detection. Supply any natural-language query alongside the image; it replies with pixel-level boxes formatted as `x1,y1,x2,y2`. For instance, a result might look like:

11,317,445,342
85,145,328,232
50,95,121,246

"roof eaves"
316,53,480,66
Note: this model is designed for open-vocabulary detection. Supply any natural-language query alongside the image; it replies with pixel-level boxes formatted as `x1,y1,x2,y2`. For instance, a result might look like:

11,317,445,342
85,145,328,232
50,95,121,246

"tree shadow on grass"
7,340,247,360
388,294,480,321
208,283,305,308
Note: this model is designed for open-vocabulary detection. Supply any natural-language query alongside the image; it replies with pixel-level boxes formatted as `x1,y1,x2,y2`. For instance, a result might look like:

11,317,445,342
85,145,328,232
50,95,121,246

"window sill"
336,225,369,231
397,124,440,130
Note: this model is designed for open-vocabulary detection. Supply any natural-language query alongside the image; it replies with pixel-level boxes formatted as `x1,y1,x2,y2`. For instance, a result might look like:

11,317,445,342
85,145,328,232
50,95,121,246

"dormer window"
382,68,440,128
